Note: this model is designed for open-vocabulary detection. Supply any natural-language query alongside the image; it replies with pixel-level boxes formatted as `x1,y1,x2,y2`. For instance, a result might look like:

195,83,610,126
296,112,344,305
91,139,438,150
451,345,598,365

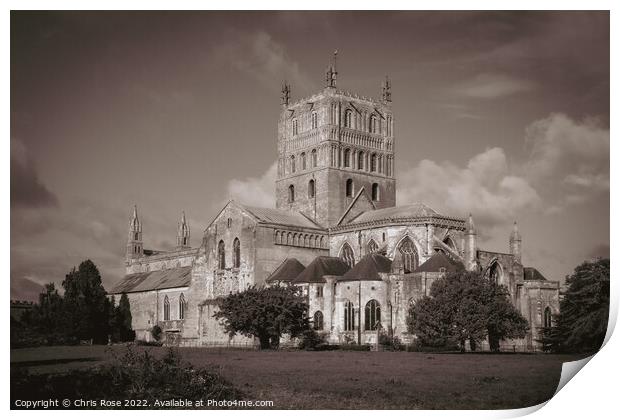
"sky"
10,11,609,299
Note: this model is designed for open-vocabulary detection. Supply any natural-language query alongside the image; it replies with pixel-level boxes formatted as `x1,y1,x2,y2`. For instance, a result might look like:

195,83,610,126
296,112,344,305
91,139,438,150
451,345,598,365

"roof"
109,266,191,294
293,256,350,284
347,203,441,224
340,253,393,281
414,252,464,273
241,205,323,229
523,267,547,281
265,258,306,283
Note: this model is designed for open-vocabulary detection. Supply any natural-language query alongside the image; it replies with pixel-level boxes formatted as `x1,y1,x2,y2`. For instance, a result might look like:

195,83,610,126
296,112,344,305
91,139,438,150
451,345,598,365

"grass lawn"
11,345,584,409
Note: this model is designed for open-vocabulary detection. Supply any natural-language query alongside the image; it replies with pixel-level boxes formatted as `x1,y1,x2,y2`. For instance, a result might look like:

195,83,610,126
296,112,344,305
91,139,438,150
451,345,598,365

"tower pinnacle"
281,81,291,106
177,211,190,248
382,75,392,103
325,50,338,88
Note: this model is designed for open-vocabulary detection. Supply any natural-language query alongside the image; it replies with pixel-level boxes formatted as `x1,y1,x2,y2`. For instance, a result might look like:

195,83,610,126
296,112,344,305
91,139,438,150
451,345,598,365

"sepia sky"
10,11,609,299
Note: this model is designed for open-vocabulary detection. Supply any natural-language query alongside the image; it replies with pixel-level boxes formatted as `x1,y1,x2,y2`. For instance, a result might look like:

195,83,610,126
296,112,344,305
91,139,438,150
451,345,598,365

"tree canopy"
213,285,309,349
407,270,528,351
542,258,609,353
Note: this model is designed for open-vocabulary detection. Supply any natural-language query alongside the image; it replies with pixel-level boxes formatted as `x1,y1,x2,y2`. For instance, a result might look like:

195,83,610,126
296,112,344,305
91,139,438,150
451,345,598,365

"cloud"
455,73,535,99
525,113,609,199
11,138,58,208
218,31,313,92
397,147,541,228
227,162,277,208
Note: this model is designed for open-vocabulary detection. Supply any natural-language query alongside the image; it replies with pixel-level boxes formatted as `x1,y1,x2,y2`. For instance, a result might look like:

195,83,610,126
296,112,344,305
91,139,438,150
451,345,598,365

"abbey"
110,59,560,350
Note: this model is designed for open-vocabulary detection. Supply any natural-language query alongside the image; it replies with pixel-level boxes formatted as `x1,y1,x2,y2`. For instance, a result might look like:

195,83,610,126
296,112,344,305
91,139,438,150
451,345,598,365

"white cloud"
219,31,313,92
227,162,277,208
397,148,541,227
456,73,535,99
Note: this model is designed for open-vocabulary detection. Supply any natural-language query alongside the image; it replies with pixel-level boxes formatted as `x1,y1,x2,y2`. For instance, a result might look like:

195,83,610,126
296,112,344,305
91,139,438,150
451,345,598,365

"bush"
379,333,404,351
151,325,162,342
340,343,371,351
135,339,163,347
298,329,327,350
11,345,241,408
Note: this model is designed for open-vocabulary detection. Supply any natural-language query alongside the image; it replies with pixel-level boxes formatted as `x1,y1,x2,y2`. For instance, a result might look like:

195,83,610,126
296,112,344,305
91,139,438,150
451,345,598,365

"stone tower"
126,205,143,262
177,211,190,249
275,53,396,227
509,221,522,263
464,213,477,270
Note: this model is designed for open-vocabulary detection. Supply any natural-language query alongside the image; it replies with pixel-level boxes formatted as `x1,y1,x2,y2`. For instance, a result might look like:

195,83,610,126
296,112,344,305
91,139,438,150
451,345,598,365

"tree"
109,293,135,343
213,285,309,349
544,258,609,353
407,270,528,351
62,260,110,343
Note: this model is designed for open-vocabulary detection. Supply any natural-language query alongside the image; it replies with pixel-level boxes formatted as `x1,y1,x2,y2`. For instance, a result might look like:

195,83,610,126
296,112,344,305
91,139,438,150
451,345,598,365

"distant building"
110,57,559,350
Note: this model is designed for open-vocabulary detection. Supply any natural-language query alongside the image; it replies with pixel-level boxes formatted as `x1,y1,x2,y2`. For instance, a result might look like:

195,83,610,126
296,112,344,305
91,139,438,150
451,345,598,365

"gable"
337,187,376,226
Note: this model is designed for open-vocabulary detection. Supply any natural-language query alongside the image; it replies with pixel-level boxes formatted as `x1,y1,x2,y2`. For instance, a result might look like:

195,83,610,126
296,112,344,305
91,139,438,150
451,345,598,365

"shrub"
11,345,241,408
340,343,371,351
151,325,163,342
135,339,163,347
379,333,404,351
298,329,327,350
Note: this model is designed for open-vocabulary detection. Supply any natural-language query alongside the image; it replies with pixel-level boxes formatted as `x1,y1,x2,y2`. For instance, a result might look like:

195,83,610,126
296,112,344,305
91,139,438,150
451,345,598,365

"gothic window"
179,294,186,320
183,237,187,246
233,237,240,268
314,311,324,330
358,151,364,171
489,261,502,284
378,155,383,173
370,115,377,133
308,179,315,198
292,118,298,136
370,153,377,172
218,240,226,270
372,183,380,201
134,232,139,240
367,239,379,254
301,152,306,170
365,299,381,331
345,109,353,128
345,178,354,197
163,295,170,321
227,218,232,228
316,285,323,297
311,111,318,129
544,307,552,328
311,149,318,167
340,242,355,267
344,300,355,331
398,237,418,273
288,185,295,202
344,149,351,167
290,155,296,173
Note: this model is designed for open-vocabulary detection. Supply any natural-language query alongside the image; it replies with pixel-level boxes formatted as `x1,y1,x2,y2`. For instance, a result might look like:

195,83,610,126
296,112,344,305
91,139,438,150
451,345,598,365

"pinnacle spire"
466,213,476,234
325,50,338,88
510,220,521,241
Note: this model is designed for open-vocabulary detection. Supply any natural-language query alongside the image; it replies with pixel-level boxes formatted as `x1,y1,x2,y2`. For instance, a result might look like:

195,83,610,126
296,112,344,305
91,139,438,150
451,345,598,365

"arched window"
301,152,306,170
371,183,379,201
311,149,318,167
344,300,355,331
311,111,318,129
357,151,364,171
365,299,381,330
340,243,355,267
443,236,457,250
370,153,377,172
367,239,379,254
489,261,502,284
292,118,298,136
288,184,295,202
344,149,351,167
308,179,315,198
543,307,552,328
233,237,240,268
218,240,226,269
370,115,377,133
345,178,354,197
179,294,186,320
314,311,324,330
290,155,296,173
378,155,383,173
163,295,170,321
398,237,418,273
134,232,139,240
345,109,353,128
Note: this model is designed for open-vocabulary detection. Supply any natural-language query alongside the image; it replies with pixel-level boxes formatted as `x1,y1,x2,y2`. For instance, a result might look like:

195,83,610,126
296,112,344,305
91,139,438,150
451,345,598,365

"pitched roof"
346,203,441,225
241,205,323,229
414,252,464,273
293,256,350,284
265,258,306,283
523,267,547,281
340,253,393,281
109,266,191,294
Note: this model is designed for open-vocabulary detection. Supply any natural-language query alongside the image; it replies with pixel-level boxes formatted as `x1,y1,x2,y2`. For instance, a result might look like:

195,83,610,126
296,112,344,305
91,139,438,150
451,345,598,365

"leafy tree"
62,260,110,343
407,270,528,351
544,258,609,353
214,285,309,349
109,293,135,343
